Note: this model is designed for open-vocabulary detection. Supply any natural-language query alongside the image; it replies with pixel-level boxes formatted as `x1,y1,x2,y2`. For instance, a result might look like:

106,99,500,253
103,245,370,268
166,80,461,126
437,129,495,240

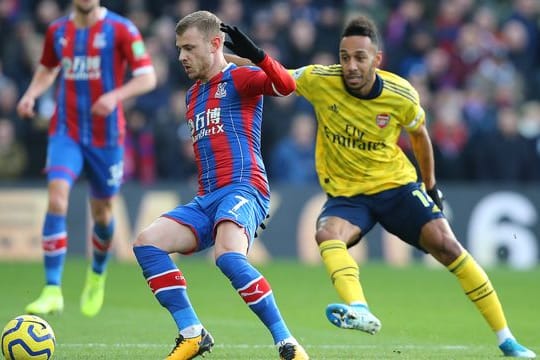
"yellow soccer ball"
1,315,55,360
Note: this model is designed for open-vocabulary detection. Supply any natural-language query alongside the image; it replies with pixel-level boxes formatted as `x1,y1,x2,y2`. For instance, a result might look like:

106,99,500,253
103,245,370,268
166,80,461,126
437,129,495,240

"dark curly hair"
342,15,380,46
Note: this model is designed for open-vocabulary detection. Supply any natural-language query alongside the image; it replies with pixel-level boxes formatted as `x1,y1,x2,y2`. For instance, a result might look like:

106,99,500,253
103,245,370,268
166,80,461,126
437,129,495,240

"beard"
343,67,376,96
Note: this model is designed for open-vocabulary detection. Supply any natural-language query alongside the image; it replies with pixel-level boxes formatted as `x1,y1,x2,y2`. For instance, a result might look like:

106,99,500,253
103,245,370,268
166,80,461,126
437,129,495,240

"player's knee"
90,200,113,224
316,217,361,245
133,228,152,248
92,210,112,225
315,228,337,245
47,192,69,213
315,227,359,245
315,230,327,245
424,237,462,266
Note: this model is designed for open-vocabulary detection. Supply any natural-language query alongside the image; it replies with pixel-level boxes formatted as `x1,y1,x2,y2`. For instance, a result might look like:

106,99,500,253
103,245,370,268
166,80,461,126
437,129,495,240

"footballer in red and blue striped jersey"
39,7,154,197
41,8,153,148
165,54,296,250
134,14,309,359
20,2,156,319
185,58,295,198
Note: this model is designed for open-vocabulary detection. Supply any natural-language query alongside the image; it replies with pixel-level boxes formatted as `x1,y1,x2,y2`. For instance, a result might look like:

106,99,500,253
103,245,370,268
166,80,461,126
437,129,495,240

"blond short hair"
175,10,223,40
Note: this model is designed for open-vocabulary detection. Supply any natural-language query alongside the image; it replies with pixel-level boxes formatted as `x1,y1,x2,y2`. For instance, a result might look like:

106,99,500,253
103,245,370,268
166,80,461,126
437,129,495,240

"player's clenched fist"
17,95,36,118
91,92,119,117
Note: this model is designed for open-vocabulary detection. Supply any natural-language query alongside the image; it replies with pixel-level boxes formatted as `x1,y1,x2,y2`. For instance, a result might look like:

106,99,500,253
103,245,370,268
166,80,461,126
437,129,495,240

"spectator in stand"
289,0,319,22
174,122,198,184
519,101,540,171
446,23,491,88
269,112,317,184
430,90,469,180
0,77,18,120
519,101,540,141
34,0,62,34
286,18,317,68
460,83,498,138
423,46,458,91
124,109,156,185
217,0,247,28
465,106,539,181
383,0,429,75
505,0,540,100
268,1,293,52
152,88,196,182
2,16,43,90
435,0,469,53
133,53,172,118
260,94,298,160
315,5,342,54
0,118,27,179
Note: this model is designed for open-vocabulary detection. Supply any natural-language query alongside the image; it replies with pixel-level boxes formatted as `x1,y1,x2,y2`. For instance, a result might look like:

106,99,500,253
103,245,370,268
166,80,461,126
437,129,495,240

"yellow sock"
448,250,507,332
319,240,366,305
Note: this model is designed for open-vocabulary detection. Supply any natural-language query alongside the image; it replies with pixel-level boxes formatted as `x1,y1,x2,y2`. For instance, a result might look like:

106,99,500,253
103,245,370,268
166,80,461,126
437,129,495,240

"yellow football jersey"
290,64,425,196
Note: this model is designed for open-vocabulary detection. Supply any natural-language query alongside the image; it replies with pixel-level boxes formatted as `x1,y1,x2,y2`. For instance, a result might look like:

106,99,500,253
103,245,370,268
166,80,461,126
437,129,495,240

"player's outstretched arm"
17,65,59,119
221,23,295,96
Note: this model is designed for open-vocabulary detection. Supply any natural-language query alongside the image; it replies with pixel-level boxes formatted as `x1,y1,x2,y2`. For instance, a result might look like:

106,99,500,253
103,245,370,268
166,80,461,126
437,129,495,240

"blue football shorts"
319,182,445,250
164,183,270,253
46,134,124,198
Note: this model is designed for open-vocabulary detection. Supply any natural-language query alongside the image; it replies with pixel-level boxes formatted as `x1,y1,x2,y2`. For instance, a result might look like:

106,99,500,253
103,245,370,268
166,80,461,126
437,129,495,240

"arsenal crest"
376,113,390,128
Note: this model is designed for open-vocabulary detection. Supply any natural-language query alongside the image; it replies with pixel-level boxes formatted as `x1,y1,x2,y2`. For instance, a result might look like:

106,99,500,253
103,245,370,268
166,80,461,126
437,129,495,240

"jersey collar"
345,73,383,100
69,7,107,23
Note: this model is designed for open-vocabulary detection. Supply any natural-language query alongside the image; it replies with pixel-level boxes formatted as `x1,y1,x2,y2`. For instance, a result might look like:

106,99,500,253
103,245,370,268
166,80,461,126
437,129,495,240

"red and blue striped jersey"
40,8,153,147
185,57,295,197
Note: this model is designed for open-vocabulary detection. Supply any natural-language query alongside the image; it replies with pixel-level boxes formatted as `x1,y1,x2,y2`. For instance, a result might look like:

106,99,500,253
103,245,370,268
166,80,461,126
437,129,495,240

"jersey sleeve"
401,87,425,132
256,55,296,96
288,65,316,101
403,105,425,132
40,25,60,68
402,99,426,132
231,59,295,98
117,20,154,77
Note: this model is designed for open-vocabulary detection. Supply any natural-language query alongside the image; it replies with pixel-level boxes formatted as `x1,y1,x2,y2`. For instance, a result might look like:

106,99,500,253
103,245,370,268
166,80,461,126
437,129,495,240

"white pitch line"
58,343,475,350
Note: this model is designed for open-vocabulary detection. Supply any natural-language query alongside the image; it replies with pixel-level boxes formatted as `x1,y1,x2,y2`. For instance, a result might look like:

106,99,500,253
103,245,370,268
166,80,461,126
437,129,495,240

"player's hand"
427,184,444,211
17,95,36,118
220,23,265,64
91,92,118,117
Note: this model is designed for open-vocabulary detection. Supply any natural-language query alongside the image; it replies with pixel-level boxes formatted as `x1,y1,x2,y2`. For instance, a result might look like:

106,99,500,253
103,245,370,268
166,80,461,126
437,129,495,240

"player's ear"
374,50,383,68
210,34,223,54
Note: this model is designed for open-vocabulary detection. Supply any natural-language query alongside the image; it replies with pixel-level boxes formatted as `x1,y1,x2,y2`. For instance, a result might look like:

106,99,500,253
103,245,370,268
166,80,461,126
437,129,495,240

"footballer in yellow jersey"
291,65,424,196
293,15,535,359
224,13,536,358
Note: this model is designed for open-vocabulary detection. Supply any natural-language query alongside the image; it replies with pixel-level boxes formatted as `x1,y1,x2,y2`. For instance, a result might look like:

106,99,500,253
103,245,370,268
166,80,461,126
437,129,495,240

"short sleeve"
117,20,153,76
40,25,60,68
288,65,314,99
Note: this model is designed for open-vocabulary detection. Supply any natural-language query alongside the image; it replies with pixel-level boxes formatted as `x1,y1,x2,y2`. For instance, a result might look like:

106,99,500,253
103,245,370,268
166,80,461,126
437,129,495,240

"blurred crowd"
0,0,539,186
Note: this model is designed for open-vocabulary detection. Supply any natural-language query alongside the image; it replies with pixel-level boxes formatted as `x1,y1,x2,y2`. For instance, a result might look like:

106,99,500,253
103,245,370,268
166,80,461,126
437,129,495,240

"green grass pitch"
1,258,538,359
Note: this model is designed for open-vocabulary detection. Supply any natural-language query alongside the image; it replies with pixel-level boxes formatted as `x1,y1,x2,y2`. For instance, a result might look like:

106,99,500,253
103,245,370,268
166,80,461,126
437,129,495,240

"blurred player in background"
132,11,308,360
17,0,156,317
226,14,536,359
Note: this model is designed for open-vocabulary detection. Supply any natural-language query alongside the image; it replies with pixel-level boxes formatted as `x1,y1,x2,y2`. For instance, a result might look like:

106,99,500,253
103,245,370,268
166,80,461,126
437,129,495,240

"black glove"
427,185,444,211
220,23,265,64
